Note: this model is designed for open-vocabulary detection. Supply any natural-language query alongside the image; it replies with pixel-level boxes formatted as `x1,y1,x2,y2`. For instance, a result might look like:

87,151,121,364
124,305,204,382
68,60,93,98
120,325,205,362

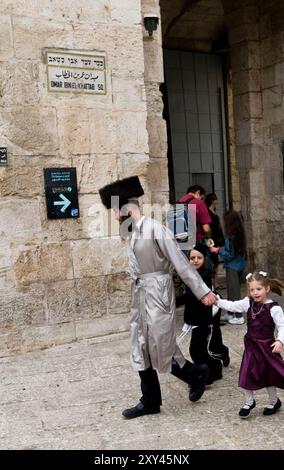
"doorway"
163,49,228,216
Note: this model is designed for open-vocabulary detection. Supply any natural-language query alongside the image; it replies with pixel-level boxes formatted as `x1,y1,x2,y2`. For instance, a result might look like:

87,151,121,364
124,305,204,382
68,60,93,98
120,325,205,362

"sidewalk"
0,300,284,450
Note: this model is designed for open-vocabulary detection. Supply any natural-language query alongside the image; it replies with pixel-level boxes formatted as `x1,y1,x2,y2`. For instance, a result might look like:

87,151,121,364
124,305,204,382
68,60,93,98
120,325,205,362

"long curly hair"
223,210,246,255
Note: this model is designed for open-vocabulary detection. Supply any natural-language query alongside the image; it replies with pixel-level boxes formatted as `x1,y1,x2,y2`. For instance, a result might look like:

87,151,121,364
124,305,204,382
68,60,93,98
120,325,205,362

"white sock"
242,388,254,408
266,387,278,408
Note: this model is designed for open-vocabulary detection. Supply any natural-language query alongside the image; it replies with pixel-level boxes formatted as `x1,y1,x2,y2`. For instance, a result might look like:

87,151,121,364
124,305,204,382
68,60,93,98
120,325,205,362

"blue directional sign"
44,168,80,219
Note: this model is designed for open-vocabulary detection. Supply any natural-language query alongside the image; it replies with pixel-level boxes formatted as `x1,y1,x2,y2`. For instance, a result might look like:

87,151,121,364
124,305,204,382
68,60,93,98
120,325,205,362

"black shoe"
189,364,209,402
238,400,256,418
122,402,160,419
222,346,230,367
263,398,282,416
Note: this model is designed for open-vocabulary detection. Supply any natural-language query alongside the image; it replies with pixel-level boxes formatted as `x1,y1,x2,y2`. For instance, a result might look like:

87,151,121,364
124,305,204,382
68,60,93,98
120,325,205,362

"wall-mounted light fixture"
144,14,159,37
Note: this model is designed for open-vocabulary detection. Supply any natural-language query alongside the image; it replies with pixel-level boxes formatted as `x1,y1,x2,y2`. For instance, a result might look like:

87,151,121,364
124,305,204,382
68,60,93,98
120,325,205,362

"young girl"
216,271,284,418
183,242,229,384
210,210,246,325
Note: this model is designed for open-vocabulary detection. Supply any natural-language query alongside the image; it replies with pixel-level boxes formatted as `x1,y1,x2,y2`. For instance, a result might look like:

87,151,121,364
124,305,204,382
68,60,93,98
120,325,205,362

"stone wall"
0,0,151,354
142,0,169,206
223,0,284,276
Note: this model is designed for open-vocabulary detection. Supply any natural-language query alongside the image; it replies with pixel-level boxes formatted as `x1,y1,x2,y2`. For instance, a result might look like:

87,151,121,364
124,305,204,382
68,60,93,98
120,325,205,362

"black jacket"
184,267,213,326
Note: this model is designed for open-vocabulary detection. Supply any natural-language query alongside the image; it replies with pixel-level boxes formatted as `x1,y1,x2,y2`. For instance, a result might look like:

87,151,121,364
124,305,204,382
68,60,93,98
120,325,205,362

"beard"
119,214,134,239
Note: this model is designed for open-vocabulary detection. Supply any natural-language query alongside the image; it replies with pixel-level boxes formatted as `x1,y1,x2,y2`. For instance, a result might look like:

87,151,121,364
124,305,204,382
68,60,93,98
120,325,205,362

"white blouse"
217,296,284,345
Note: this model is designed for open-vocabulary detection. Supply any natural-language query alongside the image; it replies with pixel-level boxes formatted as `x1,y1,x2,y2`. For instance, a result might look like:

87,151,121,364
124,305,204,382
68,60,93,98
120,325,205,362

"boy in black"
184,242,230,384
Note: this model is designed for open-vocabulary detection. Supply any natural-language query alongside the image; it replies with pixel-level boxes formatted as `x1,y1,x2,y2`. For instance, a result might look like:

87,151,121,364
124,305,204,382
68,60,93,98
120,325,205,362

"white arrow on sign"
54,193,71,213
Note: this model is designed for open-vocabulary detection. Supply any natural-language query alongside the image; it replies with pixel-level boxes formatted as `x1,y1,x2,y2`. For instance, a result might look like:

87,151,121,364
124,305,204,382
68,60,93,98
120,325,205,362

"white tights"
241,387,278,408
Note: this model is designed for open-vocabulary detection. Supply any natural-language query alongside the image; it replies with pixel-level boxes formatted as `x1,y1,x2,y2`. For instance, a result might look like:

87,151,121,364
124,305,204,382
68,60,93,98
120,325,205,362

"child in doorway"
183,242,230,385
216,271,284,418
210,210,246,325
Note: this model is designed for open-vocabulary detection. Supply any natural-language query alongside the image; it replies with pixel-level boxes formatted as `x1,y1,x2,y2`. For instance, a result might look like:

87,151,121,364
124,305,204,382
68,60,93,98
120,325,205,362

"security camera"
144,14,159,37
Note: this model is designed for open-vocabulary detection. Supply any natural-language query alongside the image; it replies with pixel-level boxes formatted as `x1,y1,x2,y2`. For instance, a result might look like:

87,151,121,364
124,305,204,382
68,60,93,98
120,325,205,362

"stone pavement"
0,297,284,450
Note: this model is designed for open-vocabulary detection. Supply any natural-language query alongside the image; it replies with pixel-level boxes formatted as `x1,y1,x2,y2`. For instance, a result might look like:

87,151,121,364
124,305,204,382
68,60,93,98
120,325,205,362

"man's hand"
201,291,217,306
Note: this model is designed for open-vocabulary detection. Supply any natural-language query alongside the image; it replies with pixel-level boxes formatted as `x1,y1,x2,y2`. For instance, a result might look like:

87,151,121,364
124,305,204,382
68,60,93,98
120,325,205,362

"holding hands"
201,291,217,306
271,339,283,354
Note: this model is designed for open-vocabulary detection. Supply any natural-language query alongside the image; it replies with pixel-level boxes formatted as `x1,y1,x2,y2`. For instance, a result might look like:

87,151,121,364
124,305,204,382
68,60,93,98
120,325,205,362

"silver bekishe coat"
127,217,210,373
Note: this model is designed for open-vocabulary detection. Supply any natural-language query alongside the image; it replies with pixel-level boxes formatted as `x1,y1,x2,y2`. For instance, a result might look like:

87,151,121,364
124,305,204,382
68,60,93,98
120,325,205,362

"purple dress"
239,299,284,390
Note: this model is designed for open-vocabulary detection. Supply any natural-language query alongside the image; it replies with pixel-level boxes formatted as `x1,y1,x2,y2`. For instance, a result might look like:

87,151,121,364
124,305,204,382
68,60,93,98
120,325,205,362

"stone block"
0,157,42,198
110,0,141,24
232,69,260,94
116,111,149,154
147,158,169,192
235,118,263,146
262,66,276,90
262,86,282,110
0,283,46,328
145,82,164,115
75,154,118,195
46,276,107,324
0,154,72,198
261,34,283,68
270,120,284,140
75,313,129,339
117,153,149,177
73,23,144,79
0,15,13,60
21,322,76,352
143,34,164,84
275,63,284,86
0,240,14,288
235,144,265,169
270,3,284,34
225,6,259,30
13,16,74,60
249,169,266,198
89,110,148,154
259,14,272,40
265,171,283,196
229,23,259,45
57,108,91,157
39,0,111,23
13,242,73,287
231,41,260,73
0,61,40,106
0,198,41,244
71,238,128,278
106,273,131,315
0,107,59,156
112,77,146,111
234,92,262,120
146,116,168,158
0,1,40,16
89,110,118,154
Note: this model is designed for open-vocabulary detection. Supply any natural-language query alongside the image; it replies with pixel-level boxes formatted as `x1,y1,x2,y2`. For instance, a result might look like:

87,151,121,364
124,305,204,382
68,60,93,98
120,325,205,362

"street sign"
0,147,8,165
44,168,80,219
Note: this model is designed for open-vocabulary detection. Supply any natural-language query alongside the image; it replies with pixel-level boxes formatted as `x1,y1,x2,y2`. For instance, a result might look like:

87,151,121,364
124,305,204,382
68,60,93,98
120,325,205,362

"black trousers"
189,323,223,381
139,359,198,407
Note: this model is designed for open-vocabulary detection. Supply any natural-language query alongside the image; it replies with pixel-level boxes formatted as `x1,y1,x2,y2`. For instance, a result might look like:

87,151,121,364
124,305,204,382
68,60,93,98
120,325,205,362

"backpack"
167,197,193,242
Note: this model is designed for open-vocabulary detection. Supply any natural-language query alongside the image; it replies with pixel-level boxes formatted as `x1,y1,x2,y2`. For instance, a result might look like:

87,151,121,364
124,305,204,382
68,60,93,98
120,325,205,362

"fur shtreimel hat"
99,176,144,209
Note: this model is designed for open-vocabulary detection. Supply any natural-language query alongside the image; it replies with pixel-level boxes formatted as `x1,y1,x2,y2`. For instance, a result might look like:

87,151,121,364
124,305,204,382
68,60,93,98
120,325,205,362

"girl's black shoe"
263,398,282,416
238,400,256,418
